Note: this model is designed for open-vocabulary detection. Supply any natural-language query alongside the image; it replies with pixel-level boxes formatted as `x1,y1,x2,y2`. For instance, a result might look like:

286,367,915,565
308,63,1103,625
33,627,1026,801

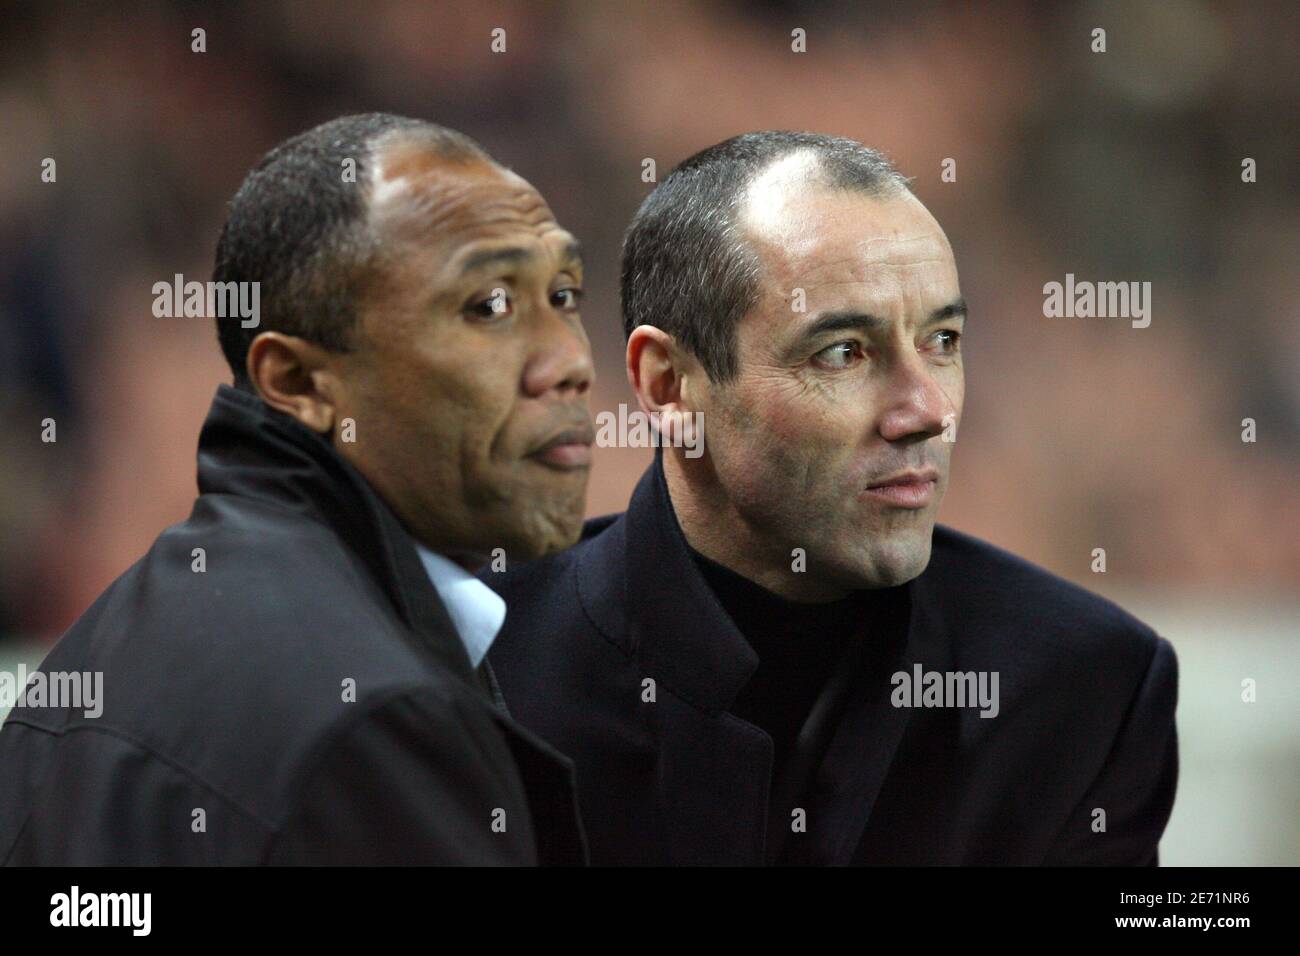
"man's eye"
466,288,512,319
812,341,861,369
551,288,583,311
930,329,962,354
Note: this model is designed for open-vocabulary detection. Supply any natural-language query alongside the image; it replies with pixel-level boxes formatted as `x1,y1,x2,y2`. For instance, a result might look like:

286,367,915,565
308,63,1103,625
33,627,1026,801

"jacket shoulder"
0,680,494,864
482,512,637,711
923,525,1165,671
481,511,622,605
18,499,474,830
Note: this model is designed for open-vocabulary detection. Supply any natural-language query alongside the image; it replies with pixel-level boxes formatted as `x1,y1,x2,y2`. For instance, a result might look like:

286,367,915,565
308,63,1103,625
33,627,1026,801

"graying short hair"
621,131,911,383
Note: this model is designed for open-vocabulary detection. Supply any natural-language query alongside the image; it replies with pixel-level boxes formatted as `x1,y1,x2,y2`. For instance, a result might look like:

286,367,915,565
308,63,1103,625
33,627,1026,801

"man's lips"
862,467,940,508
528,425,595,470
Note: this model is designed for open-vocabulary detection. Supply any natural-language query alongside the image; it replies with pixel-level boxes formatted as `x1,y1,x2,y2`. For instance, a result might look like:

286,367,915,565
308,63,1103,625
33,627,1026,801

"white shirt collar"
414,545,506,669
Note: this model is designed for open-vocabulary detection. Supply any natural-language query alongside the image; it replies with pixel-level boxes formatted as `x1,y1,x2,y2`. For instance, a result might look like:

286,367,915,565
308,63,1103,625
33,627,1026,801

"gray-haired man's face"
693,167,964,596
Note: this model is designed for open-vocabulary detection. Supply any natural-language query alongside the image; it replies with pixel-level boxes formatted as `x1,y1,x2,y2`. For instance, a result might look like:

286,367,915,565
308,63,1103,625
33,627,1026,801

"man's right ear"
626,325,691,417
245,332,341,435
626,325,707,450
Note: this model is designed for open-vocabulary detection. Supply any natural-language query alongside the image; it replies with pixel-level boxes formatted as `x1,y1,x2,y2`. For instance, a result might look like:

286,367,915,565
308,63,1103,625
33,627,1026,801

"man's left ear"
245,331,344,435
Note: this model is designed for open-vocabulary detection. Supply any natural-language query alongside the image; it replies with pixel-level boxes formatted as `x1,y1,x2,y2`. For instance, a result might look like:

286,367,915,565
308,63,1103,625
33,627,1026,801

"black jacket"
484,456,1179,865
0,385,586,865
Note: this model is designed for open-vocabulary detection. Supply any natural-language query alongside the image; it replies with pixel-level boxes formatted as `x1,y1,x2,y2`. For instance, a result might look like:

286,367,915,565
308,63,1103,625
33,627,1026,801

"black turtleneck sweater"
687,547,880,784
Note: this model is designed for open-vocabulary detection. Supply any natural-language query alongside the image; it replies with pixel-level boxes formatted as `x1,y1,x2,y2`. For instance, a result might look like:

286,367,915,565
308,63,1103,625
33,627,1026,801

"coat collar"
580,453,758,714
195,384,476,685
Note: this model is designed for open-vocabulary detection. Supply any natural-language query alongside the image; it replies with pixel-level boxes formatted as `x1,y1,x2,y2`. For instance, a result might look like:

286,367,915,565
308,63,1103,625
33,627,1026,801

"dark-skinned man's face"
329,142,594,564
690,155,964,595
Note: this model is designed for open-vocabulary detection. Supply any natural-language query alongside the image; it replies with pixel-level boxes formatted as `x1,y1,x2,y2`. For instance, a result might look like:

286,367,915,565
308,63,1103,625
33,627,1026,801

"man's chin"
501,514,585,562
540,519,586,556
843,534,934,589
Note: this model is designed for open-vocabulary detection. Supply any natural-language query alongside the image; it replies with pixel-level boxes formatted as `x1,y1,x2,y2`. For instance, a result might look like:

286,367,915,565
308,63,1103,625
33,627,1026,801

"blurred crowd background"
0,1,1295,864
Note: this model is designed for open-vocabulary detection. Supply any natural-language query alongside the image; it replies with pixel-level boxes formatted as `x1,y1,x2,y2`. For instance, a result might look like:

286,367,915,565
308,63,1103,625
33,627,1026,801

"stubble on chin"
507,485,587,559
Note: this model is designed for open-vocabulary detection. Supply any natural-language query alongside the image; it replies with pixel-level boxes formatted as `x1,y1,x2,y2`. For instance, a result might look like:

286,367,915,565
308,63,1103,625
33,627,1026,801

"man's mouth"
862,467,940,509
528,425,595,471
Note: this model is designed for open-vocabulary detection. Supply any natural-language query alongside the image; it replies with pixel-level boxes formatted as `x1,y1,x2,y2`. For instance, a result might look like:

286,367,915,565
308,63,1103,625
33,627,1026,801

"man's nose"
876,351,953,443
522,308,595,400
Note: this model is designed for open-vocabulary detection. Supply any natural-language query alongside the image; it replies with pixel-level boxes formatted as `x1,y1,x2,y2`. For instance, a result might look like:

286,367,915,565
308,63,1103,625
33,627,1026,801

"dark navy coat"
485,456,1178,865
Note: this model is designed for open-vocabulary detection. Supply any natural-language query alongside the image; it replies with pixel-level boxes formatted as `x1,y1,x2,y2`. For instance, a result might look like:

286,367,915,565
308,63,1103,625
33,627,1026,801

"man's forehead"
367,143,556,242
803,233,954,275
743,184,952,280
740,149,824,235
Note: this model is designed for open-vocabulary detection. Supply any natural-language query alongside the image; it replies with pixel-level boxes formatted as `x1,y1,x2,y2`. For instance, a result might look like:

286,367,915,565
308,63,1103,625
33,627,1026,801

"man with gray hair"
484,131,1179,866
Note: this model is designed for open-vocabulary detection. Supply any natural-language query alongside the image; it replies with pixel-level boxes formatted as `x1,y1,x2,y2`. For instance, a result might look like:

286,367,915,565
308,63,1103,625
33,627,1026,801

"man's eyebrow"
457,246,532,276
559,240,584,273
456,240,583,277
798,310,888,341
928,297,967,323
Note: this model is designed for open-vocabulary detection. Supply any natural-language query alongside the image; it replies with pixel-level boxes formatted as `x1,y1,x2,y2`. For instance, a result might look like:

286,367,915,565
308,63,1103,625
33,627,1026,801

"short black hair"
212,113,489,386
621,131,912,383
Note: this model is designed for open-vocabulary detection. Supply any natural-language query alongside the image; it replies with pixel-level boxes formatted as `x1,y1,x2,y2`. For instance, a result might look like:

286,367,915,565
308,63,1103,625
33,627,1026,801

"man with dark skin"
486,132,1179,865
261,134,595,561
0,114,595,865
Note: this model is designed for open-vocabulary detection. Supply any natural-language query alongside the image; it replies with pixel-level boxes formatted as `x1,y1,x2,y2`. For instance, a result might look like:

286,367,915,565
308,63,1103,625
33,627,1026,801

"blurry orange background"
0,0,1295,864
